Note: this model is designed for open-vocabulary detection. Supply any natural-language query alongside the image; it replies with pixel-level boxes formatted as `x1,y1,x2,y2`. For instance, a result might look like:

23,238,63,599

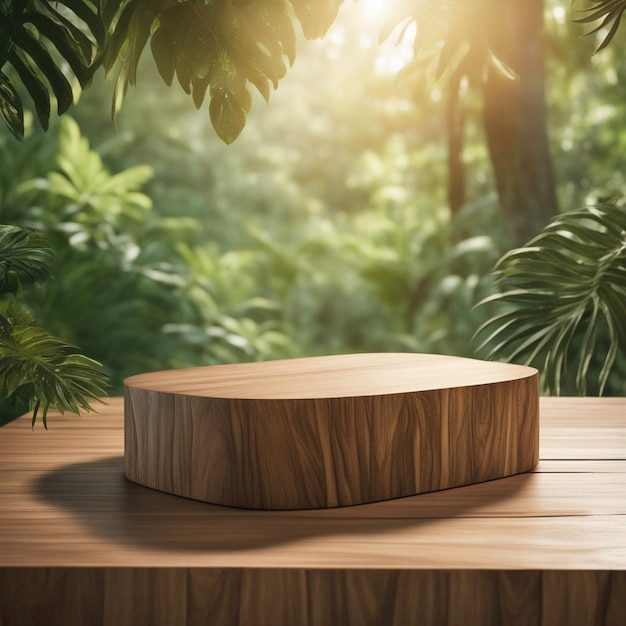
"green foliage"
0,224,54,293
339,172,502,355
171,244,297,363
574,0,626,52
102,0,344,143
475,203,626,395
60,18,508,371
1,0,344,143
0,0,101,138
3,116,297,393
10,117,191,389
380,0,517,92
18,116,154,231
2,0,625,414
0,225,108,427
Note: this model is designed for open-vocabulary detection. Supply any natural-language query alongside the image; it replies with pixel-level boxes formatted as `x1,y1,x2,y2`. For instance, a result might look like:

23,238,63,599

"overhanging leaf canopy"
0,0,102,139
0,0,344,143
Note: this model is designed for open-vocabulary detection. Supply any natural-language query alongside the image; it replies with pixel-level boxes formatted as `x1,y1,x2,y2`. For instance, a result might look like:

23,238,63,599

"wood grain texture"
1,397,625,625
1,568,625,626
124,353,540,509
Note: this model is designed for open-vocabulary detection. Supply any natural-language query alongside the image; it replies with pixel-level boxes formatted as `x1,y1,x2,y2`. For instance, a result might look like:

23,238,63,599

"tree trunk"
447,68,467,215
481,0,558,247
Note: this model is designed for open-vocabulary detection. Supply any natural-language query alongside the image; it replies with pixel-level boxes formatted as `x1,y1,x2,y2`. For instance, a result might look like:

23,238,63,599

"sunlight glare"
314,0,416,77
351,0,417,76
358,0,390,22
374,21,416,75
552,5,566,24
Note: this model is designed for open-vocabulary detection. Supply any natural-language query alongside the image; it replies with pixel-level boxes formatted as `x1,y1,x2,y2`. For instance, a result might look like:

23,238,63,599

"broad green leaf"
150,9,184,86
0,71,24,140
14,28,74,114
209,89,247,144
25,10,94,87
102,0,139,71
55,0,105,45
39,0,96,59
8,50,51,131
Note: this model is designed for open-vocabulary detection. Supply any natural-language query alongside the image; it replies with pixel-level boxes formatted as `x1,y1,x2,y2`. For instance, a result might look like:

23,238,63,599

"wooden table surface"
1,397,625,625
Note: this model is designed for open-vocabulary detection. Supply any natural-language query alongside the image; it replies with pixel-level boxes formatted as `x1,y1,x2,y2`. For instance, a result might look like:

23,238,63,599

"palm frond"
0,300,109,428
475,203,626,395
0,225,55,295
574,0,626,52
0,224,108,427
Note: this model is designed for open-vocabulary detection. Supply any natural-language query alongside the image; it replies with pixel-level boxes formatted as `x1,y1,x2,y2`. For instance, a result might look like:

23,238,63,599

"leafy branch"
1,0,344,143
475,204,626,395
0,225,108,427
102,0,343,144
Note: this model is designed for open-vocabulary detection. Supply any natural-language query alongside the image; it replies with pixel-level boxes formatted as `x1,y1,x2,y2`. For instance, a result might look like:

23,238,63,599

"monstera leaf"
1,0,344,143
0,0,102,139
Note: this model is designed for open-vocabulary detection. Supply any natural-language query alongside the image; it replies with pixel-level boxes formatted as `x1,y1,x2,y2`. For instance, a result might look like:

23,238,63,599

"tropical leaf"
0,0,101,138
574,0,626,52
475,203,626,395
0,225,55,295
0,224,108,427
1,0,344,142
0,71,25,139
16,117,154,231
0,301,109,428
104,0,342,143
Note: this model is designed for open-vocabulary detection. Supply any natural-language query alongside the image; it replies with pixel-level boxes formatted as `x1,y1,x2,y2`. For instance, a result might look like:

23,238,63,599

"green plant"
17,116,154,234
0,0,101,139
475,203,626,395
0,225,108,427
103,0,344,143
1,0,345,143
171,243,297,364
573,0,626,51
11,117,201,390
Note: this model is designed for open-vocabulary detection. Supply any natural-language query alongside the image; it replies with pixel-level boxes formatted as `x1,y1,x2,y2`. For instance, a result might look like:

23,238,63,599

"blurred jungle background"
1,0,625,425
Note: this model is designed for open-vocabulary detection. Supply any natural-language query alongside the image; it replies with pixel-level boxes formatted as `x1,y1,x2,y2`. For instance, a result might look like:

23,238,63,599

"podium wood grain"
0,397,625,625
124,353,539,509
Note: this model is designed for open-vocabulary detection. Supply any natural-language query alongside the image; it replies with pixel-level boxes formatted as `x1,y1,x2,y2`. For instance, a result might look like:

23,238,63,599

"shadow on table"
33,455,532,553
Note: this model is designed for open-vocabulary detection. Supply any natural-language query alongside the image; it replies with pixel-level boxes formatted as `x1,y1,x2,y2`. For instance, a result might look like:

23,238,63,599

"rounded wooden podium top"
124,353,539,509
124,352,536,400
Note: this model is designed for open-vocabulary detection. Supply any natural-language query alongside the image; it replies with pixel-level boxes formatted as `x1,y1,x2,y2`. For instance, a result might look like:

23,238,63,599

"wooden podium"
124,354,539,509
1,358,624,625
